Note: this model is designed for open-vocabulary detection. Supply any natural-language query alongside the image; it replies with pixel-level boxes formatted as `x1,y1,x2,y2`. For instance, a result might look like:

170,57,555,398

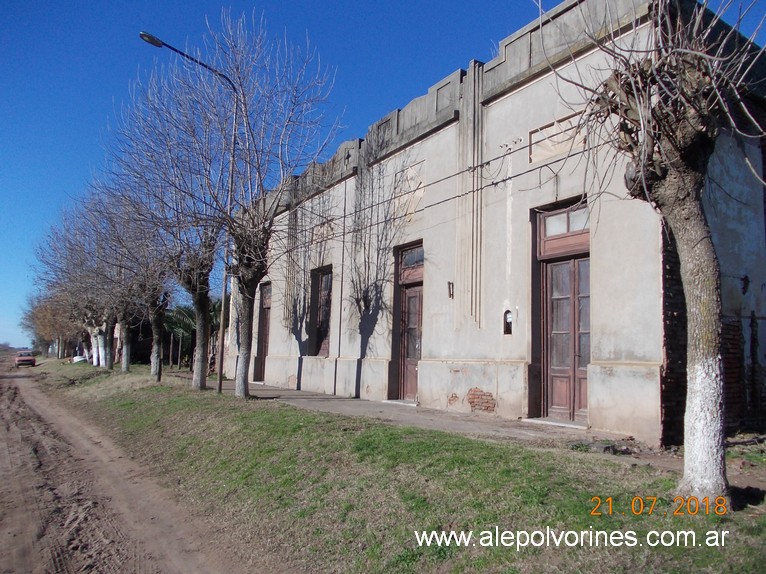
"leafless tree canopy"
207,13,336,396
546,0,765,499
570,0,766,199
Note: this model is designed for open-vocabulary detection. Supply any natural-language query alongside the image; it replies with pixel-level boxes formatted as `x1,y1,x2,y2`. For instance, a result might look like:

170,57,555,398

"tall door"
254,284,271,382
401,284,423,401
546,258,590,422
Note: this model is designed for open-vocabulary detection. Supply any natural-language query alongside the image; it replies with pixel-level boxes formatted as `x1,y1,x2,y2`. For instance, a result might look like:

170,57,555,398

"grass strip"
38,362,766,573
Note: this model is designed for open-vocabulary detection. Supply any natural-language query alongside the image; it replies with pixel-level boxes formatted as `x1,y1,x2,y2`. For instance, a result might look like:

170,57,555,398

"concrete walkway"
214,380,631,449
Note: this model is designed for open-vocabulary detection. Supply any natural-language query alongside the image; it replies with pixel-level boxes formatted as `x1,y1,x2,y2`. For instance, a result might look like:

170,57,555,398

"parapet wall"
302,0,653,195
482,0,650,102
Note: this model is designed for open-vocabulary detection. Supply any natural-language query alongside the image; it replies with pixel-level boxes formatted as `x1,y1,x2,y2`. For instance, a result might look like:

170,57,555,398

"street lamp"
140,31,237,394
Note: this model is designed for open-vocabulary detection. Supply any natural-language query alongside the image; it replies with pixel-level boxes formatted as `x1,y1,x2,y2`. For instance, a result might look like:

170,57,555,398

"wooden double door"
545,257,590,422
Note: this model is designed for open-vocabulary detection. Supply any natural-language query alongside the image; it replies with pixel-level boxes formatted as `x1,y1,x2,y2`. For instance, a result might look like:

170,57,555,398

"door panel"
545,257,589,421
254,284,271,382
401,284,422,401
547,261,574,418
574,259,590,421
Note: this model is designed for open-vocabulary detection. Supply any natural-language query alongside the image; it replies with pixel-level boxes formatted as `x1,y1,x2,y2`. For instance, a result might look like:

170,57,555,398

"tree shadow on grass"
731,486,765,511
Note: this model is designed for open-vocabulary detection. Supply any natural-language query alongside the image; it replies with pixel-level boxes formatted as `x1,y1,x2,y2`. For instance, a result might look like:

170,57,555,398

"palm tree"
165,305,195,370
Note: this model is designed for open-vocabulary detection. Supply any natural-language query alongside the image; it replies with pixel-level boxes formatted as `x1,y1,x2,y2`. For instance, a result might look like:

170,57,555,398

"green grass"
37,362,766,573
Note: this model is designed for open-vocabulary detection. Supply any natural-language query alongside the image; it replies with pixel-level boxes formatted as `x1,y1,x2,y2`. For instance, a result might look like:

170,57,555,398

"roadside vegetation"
34,360,765,574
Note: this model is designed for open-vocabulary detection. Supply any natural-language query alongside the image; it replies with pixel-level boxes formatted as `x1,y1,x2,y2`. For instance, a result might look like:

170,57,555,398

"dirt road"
0,365,249,574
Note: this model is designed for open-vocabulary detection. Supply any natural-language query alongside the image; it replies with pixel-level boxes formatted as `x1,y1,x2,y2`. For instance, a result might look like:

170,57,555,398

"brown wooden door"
401,284,423,401
545,258,589,421
254,284,271,382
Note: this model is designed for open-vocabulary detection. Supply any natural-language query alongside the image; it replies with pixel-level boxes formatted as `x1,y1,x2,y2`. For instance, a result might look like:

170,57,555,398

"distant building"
224,0,765,445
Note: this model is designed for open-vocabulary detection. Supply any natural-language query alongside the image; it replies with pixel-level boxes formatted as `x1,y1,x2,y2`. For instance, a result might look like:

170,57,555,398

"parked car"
14,351,36,367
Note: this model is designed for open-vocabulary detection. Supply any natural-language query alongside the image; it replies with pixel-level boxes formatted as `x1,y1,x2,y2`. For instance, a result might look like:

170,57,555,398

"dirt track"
0,364,247,574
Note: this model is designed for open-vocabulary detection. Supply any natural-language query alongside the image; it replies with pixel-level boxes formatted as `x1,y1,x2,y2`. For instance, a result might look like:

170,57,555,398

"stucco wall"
224,0,764,445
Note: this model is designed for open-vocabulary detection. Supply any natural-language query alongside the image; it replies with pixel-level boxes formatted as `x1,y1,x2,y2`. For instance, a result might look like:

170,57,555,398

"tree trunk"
192,289,210,390
663,195,728,500
104,318,116,370
149,306,164,381
95,329,105,367
120,320,131,373
234,278,258,398
168,333,174,371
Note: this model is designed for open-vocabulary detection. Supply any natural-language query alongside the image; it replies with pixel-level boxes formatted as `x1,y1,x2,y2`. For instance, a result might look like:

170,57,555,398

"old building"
224,0,766,445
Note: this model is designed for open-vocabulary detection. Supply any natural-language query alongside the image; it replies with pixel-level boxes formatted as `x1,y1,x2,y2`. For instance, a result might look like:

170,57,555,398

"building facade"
224,0,766,445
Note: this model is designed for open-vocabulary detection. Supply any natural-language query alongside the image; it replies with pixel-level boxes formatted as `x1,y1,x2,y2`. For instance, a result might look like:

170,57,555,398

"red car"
14,351,36,367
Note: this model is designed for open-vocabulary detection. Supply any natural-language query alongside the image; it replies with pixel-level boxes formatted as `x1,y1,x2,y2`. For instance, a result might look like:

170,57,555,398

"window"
400,244,424,269
543,205,589,237
537,204,589,260
310,267,332,357
398,243,424,285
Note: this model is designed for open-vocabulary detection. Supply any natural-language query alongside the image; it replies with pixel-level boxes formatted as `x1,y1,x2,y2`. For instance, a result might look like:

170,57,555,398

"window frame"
537,204,590,260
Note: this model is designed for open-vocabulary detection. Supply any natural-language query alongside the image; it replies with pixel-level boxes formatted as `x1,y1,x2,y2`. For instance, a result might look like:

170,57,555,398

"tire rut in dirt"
0,381,156,574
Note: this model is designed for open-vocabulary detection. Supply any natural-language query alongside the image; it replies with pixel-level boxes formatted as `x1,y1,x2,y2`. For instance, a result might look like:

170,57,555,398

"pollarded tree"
548,0,765,498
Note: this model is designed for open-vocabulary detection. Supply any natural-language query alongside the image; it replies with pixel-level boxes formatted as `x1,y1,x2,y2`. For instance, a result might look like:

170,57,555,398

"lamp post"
140,31,237,394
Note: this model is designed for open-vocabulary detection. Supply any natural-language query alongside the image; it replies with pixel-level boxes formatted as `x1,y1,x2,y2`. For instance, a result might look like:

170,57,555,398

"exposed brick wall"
722,318,746,432
661,227,759,443
747,312,765,428
660,225,687,446
467,387,496,413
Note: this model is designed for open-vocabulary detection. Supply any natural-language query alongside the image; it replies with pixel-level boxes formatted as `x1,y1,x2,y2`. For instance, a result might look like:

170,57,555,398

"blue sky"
0,1,762,347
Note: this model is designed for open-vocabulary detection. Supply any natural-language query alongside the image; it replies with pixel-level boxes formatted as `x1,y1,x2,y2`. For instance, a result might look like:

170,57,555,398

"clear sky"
0,0,762,348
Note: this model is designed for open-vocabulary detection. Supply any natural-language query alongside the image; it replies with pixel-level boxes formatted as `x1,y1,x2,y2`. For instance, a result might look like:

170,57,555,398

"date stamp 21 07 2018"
590,496,728,517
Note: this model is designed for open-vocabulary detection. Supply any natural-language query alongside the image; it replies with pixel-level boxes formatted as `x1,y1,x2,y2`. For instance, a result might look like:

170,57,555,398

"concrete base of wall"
417,360,526,418
588,363,662,445
222,353,237,381
333,358,391,400
263,355,391,399
263,355,298,389
263,355,664,444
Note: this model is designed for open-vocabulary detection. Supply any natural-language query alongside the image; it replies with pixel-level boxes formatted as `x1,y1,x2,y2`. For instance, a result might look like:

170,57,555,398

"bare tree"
112,13,333,395
21,291,85,357
111,55,231,389
87,182,172,378
37,208,122,369
546,0,765,498
206,13,336,397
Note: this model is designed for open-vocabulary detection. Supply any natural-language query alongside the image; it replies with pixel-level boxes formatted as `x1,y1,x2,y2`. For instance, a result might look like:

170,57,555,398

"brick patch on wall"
467,387,496,413
660,224,687,446
722,318,745,432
